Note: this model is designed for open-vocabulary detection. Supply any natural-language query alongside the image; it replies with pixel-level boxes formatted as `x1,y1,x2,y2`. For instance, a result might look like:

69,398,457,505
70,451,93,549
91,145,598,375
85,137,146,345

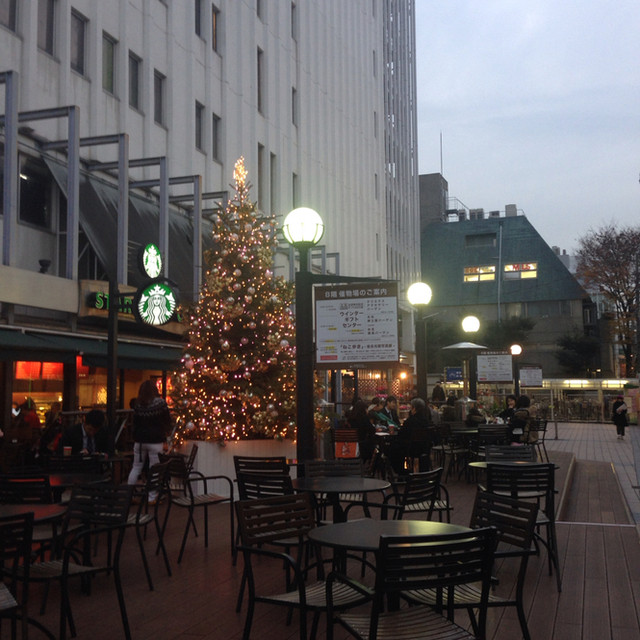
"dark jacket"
133,397,172,443
60,423,109,455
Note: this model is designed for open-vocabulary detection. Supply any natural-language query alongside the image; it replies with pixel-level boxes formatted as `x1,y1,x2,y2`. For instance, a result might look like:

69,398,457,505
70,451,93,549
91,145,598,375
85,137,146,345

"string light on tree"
171,158,297,442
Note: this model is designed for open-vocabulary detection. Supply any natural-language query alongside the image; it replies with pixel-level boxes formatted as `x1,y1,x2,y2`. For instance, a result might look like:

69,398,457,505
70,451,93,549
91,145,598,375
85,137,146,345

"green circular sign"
142,243,162,279
137,282,176,326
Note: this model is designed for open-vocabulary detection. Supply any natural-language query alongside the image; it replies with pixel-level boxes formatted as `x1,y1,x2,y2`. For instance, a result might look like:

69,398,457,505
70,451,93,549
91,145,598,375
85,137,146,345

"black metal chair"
484,444,537,462
235,493,367,640
403,491,539,640
530,419,549,462
26,483,135,640
326,527,497,640
0,512,37,640
233,455,290,478
484,462,562,592
161,450,234,563
126,461,172,590
383,468,452,522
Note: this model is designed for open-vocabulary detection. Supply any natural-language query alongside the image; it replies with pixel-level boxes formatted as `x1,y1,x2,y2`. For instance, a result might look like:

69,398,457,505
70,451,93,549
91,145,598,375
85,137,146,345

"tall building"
0,1,419,422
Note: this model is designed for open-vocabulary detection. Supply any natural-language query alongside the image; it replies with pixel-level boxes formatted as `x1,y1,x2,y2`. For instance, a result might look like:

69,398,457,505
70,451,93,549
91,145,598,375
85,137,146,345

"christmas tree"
171,158,297,442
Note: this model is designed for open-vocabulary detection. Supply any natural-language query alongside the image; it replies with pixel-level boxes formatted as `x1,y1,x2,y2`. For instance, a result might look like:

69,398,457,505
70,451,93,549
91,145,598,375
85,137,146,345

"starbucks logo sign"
137,282,176,326
142,243,163,279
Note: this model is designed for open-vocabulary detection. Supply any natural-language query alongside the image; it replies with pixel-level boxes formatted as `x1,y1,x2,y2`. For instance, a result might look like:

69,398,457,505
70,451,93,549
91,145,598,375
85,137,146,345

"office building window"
257,48,264,113
154,70,165,125
129,52,141,110
291,87,297,125
504,263,537,280
269,152,277,214
37,0,55,54
195,101,204,150
291,2,297,40
211,5,219,52
256,0,263,20
195,0,202,36
464,265,496,282
292,172,298,208
211,113,220,160
70,10,87,75
257,144,265,210
102,33,116,94
0,0,16,32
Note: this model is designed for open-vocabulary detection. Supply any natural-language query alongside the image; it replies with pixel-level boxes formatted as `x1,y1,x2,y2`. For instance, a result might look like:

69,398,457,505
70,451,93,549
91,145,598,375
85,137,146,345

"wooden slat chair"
484,444,537,462
25,483,135,640
326,527,497,640
233,455,290,478
0,512,36,640
383,468,452,523
236,493,368,640
484,462,562,592
126,461,172,591
332,429,360,460
161,451,234,563
403,491,539,640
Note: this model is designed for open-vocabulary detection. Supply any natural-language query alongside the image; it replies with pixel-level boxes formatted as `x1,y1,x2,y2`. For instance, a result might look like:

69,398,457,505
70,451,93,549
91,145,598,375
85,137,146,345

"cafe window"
464,265,495,282
504,262,537,280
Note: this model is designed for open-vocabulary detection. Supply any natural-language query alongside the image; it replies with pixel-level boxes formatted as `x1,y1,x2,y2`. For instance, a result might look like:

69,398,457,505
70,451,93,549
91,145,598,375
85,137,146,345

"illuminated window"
504,263,537,279
464,265,496,282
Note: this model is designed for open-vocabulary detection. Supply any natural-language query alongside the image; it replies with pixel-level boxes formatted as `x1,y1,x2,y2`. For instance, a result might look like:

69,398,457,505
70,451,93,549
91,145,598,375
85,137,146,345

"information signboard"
520,366,543,387
477,351,513,382
315,282,399,368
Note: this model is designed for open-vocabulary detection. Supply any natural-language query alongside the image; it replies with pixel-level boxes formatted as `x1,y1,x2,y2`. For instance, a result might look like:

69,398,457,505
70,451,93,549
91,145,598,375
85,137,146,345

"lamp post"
407,282,433,401
510,343,522,396
461,315,480,399
283,207,325,465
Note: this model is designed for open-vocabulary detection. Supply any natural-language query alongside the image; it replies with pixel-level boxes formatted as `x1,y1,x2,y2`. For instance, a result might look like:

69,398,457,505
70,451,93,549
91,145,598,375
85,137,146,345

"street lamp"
510,343,523,396
462,315,480,398
407,282,433,401
283,207,325,465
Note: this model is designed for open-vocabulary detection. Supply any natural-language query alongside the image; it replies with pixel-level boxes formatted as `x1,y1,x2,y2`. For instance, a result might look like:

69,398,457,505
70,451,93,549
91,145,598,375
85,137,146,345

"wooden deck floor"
22,447,640,640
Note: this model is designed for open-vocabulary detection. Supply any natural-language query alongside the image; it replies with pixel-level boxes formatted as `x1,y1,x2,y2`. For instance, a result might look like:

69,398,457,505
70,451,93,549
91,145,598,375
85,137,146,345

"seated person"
508,395,537,444
465,402,485,428
388,397,434,476
59,409,109,455
346,400,376,463
380,396,401,430
440,394,457,422
496,394,517,423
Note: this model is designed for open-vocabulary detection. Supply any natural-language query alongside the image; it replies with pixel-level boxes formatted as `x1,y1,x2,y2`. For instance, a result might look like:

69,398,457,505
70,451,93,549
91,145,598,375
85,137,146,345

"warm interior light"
282,207,325,246
407,282,433,306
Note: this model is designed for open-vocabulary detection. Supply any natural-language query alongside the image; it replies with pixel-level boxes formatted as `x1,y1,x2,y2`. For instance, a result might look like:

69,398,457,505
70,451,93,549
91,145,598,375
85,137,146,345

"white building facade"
0,0,419,418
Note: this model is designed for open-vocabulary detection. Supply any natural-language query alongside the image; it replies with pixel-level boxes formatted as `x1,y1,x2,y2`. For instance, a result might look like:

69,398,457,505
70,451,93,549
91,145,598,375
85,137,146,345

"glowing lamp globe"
510,344,523,356
407,282,433,307
462,315,480,333
282,208,324,247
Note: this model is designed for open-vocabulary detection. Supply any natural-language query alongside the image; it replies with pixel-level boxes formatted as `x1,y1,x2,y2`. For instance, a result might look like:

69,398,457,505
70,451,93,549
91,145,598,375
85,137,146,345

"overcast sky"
414,1,640,254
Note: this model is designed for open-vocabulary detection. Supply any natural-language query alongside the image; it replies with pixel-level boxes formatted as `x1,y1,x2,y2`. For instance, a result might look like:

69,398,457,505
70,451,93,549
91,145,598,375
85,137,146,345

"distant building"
418,174,597,379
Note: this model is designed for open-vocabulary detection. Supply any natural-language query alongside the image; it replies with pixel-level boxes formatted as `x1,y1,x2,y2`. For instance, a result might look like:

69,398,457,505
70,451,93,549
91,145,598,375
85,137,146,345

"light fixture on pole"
283,207,325,465
407,282,433,401
510,343,523,396
461,315,481,399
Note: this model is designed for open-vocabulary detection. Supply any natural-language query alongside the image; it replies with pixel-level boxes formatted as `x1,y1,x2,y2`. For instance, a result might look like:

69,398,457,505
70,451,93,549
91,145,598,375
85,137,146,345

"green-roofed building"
419,177,595,379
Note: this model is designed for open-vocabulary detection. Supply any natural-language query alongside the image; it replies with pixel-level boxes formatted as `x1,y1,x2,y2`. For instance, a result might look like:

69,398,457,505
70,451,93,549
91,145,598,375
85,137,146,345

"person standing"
612,395,628,440
127,380,172,502
431,381,446,405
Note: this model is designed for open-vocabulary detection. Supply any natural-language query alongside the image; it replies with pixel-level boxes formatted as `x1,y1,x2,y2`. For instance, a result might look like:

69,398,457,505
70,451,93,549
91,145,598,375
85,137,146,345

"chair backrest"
397,468,443,518
235,492,316,547
236,471,293,501
0,474,53,504
374,528,496,626
332,429,359,443
477,425,510,445
485,445,537,462
471,491,538,551
0,512,34,605
144,461,170,498
64,483,134,531
485,463,555,515
304,459,363,477
233,455,289,477
185,444,199,473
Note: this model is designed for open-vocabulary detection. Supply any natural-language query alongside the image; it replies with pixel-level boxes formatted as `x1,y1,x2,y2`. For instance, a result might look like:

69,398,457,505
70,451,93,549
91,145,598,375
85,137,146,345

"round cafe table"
292,476,390,522
0,502,67,523
308,518,471,553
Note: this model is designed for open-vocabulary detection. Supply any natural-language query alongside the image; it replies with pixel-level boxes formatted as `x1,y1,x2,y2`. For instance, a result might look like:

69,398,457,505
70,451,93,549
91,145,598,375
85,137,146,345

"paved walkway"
543,420,640,525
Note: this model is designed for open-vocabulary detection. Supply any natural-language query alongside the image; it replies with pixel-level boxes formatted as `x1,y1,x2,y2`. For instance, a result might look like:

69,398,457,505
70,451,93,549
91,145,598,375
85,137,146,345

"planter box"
176,439,297,498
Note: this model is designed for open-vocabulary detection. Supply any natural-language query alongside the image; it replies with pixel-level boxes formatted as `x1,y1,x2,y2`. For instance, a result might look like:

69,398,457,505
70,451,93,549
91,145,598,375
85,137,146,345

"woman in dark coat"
347,399,376,463
127,380,172,502
612,395,628,440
